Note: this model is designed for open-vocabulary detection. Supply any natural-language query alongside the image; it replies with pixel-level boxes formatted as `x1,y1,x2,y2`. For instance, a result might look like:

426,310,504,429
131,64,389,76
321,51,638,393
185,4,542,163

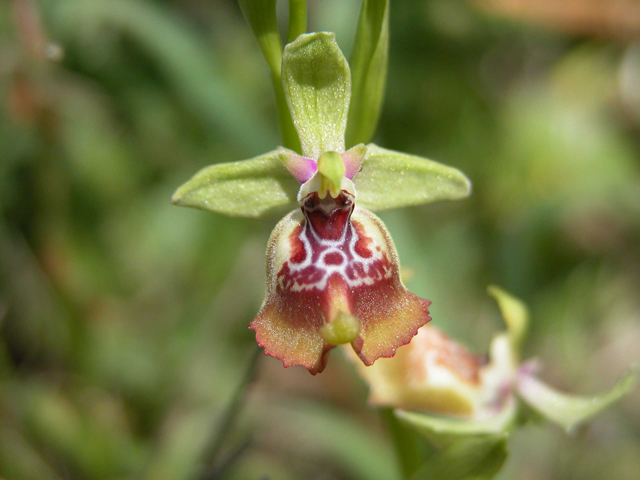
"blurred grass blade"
516,367,638,432
200,345,261,471
238,0,300,151
282,32,351,159
0,224,73,360
171,149,299,219
346,0,389,147
487,285,529,352
54,0,275,152
268,400,399,480
0,425,62,480
355,144,471,211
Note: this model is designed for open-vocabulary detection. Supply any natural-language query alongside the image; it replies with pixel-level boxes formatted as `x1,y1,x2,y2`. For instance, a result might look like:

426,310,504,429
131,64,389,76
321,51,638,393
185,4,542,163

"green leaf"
171,150,299,219
282,32,351,159
397,403,515,480
354,144,471,211
410,436,509,480
487,285,529,352
346,0,389,147
516,367,638,432
395,399,517,450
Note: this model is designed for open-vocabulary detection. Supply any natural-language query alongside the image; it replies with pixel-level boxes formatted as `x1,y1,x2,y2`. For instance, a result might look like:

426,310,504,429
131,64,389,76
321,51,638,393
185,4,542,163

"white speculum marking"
277,212,392,293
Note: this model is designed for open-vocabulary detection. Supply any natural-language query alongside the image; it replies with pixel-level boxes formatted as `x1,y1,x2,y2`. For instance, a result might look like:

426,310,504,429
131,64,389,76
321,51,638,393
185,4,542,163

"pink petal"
341,144,367,179
281,151,317,183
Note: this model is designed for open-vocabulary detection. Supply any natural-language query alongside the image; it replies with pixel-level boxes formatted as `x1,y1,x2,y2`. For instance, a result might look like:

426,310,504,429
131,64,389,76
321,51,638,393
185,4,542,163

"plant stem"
238,0,301,152
201,437,253,480
200,344,262,475
270,69,301,153
254,34,301,153
287,0,307,44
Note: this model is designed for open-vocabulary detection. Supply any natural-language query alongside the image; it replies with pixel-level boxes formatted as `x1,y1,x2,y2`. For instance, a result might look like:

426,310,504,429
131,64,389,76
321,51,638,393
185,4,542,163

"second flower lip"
351,325,515,418
352,286,637,438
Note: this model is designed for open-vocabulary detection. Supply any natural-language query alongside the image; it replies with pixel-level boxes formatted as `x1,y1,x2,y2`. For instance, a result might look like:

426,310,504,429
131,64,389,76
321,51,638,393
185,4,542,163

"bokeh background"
1,0,640,479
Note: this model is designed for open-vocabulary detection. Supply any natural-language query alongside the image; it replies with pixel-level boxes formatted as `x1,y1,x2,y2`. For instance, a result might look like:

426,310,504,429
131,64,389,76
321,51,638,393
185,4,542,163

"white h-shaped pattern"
279,216,392,293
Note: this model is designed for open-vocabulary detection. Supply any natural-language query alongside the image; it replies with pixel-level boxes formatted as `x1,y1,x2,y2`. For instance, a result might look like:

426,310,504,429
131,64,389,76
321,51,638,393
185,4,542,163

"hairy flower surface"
252,185,431,373
172,33,471,373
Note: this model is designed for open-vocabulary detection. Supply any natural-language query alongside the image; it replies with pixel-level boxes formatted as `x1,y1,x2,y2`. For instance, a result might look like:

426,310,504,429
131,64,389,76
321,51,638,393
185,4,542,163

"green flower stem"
238,0,301,152
200,344,261,472
380,408,425,479
201,437,253,480
256,35,301,152
271,70,302,152
286,0,307,44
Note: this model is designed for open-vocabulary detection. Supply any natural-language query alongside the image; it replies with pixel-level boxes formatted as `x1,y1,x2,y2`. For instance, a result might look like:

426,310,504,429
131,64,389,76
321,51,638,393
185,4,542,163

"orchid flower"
351,286,637,476
172,33,470,374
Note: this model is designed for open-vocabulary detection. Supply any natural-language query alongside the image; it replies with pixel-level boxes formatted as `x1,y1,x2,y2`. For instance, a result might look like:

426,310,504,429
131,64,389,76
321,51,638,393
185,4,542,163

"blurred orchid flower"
353,322,516,420
352,286,637,475
171,33,470,374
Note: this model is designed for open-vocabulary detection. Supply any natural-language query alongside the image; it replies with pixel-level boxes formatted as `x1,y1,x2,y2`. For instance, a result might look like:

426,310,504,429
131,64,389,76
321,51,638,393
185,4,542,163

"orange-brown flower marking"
250,181,431,374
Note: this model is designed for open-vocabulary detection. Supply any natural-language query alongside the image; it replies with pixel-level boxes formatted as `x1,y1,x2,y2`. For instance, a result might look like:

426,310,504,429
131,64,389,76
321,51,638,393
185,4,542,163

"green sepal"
516,367,638,432
395,399,517,450
354,144,471,211
171,149,299,219
346,0,389,147
282,32,351,159
487,285,529,354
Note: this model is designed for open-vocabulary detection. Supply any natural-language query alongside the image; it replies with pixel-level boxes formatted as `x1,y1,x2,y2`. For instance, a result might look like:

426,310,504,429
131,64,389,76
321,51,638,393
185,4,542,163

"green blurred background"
1,0,639,479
